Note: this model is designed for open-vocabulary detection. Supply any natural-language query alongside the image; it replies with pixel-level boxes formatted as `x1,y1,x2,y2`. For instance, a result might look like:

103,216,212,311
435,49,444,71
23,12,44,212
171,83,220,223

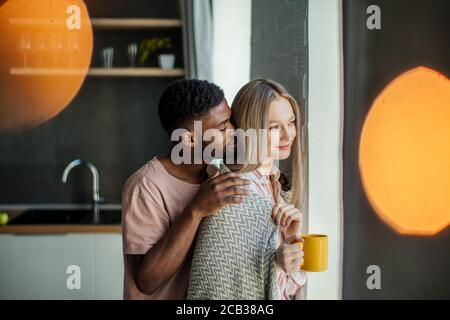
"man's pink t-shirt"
122,157,199,300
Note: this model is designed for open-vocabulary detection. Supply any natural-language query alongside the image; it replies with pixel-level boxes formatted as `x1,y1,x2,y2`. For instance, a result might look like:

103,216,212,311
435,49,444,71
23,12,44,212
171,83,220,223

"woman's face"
267,96,297,160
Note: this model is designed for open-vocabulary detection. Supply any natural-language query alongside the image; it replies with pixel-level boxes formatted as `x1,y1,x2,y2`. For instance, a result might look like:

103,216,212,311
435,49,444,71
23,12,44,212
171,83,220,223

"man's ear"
180,131,196,148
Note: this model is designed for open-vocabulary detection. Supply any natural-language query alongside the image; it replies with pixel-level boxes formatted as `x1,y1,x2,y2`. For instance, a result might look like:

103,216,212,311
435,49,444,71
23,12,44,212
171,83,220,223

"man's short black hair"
158,79,225,133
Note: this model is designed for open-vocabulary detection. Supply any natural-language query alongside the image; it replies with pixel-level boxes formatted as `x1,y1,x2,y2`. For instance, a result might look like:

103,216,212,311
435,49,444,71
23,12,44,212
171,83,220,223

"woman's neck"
258,158,274,176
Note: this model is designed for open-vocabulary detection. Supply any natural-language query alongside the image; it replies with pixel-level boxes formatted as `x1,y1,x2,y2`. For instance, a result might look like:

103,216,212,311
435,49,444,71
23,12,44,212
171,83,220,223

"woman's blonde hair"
231,79,305,208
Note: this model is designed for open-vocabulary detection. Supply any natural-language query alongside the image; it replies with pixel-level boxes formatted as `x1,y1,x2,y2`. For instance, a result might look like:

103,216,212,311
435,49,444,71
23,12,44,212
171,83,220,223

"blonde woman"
231,79,307,300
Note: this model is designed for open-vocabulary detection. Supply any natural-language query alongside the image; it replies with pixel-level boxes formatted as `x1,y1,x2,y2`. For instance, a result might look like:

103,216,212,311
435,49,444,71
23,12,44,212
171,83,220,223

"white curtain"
180,0,213,80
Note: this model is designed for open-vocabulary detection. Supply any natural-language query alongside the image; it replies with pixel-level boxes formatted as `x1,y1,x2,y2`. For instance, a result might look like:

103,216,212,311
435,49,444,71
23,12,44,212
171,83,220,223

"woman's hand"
272,203,303,236
275,235,304,274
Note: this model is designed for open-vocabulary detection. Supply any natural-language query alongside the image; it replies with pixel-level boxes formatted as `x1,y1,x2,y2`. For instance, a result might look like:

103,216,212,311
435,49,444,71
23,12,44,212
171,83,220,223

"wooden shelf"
10,68,88,76
91,18,182,29
8,18,183,29
88,68,185,77
10,67,185,77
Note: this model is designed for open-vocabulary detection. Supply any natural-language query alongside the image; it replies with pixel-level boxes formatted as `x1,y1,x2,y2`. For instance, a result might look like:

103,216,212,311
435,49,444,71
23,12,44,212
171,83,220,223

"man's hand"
272,203,303,236
275,234,304,275
187,172,252,219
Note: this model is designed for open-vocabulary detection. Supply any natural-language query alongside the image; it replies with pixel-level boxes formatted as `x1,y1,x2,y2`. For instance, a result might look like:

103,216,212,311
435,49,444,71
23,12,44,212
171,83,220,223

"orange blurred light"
0,0,92,131
359,67,450,236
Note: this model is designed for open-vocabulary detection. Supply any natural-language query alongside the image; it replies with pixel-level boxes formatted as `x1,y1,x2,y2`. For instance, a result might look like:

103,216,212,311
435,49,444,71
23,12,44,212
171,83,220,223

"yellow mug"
293,234,328,272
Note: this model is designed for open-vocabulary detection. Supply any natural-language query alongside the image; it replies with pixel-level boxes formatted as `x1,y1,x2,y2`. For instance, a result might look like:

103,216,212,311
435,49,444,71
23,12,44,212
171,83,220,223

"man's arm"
129,205,201,294
130,172,251,295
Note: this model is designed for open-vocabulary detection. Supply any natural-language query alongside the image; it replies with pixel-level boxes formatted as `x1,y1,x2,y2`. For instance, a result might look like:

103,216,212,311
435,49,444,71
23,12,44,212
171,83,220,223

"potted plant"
138,37,175,69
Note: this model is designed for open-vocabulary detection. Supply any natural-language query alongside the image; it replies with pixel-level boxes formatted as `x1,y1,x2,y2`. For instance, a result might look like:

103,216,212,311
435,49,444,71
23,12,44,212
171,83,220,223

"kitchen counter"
0,205,122,234
0,224,122,234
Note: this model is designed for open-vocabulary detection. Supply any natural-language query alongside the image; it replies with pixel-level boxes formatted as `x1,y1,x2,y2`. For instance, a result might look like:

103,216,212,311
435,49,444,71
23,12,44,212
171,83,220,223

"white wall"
307,0,343,299
212,0,251,103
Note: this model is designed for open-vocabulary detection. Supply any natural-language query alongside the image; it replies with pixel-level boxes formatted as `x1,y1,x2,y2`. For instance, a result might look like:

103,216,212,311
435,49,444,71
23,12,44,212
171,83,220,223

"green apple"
0,212,8,226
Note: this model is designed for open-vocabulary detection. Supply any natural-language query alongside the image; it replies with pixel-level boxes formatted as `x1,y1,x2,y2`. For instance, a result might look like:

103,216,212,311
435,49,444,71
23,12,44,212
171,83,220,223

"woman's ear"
180,131,195,148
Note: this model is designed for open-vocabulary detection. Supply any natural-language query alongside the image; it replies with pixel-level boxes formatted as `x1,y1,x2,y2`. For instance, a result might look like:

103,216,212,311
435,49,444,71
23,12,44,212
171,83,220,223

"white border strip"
307,0,344,300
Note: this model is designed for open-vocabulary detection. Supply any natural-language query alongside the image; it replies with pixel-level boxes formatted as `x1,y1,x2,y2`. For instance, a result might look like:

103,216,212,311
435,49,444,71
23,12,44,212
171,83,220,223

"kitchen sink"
8,208,122,225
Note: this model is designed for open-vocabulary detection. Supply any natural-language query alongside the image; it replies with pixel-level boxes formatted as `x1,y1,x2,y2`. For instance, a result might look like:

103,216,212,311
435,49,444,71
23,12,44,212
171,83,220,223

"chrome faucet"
62,159,105,221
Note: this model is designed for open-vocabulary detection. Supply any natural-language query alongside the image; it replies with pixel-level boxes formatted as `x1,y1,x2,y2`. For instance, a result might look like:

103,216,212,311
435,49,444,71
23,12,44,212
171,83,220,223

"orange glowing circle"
359,67,450,236
0,0,92,131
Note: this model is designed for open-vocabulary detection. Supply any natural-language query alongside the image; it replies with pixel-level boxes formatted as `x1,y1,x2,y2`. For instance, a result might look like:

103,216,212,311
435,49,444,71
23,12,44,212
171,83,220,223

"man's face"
197,99,235,160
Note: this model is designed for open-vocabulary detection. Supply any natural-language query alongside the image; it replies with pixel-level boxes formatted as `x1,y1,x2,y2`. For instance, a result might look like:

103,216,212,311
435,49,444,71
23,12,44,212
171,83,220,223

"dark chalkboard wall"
343,0,450,299
0,0,183,204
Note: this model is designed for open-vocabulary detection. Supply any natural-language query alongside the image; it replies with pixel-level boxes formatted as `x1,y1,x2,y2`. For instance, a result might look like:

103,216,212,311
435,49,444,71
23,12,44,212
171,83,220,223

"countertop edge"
0,225,122,234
